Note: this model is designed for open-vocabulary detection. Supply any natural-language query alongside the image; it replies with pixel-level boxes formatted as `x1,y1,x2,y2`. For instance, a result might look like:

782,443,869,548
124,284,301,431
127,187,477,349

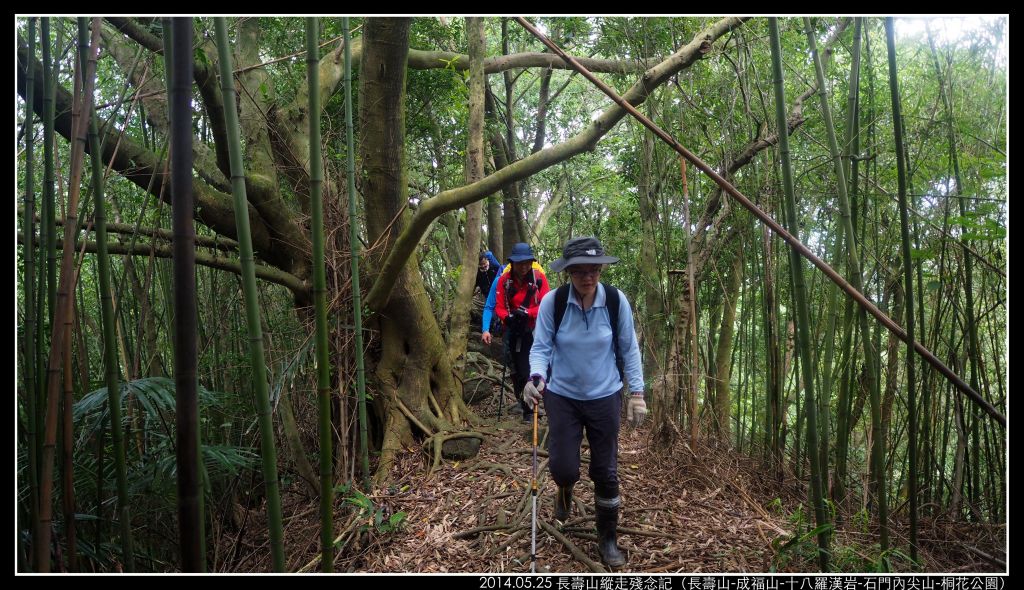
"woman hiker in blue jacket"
523,236,647,569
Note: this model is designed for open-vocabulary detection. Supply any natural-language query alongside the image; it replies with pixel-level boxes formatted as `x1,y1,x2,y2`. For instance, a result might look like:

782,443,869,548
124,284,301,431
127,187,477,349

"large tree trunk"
359,18,477,484
487,193,503,261
490,128,523,257
446,17,486,374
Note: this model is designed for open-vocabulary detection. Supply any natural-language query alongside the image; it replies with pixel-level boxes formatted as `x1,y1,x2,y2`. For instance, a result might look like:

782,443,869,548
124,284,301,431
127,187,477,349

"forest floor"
236,391,1006,574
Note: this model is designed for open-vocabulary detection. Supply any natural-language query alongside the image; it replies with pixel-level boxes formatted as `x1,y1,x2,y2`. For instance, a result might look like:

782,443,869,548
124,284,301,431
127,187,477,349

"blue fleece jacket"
529,284,644,400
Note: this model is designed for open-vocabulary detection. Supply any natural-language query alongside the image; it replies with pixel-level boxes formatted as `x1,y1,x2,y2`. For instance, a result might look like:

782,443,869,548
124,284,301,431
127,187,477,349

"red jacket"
495,268,549,331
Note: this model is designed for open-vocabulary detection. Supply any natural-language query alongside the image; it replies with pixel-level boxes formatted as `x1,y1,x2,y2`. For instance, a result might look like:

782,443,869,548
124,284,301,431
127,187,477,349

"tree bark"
359,18,478,483
447,17,486,374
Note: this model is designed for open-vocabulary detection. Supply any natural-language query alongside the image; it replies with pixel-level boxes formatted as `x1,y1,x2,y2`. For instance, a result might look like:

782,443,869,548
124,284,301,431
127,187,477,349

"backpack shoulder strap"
547,284,571,382
603,283,620,343
524,269,537,305
602,283,624,380
503,273,515,311
552,284,571,340
529,269,543,306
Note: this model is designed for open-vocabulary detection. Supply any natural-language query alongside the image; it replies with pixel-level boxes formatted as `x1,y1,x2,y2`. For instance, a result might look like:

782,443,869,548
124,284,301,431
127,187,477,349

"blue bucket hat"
549,236,620,272
507,242,536,263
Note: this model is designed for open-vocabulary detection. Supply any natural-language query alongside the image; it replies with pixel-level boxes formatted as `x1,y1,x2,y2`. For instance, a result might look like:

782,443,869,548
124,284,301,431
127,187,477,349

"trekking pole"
497,345,508,420
530,376,540,573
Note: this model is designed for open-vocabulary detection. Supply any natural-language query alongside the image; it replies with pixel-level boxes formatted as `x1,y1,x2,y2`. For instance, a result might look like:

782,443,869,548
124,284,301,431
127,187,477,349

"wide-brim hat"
507,242,536,262
549,236,620,272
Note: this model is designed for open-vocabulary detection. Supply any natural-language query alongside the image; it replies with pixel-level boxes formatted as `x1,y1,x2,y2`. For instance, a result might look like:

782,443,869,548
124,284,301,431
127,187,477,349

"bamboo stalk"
304,17,333,573
36,19,101,572
169,17,204,573
21,20,41,569
213,17,284,572
343,16,371,492
884,17,920,563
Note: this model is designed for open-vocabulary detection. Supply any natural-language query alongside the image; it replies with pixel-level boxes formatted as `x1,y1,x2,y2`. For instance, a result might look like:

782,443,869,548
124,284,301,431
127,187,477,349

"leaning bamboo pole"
513,17,1002,429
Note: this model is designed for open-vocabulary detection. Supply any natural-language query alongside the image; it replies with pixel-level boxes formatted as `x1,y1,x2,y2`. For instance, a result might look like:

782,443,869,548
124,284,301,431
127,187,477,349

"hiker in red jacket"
495,243,550,422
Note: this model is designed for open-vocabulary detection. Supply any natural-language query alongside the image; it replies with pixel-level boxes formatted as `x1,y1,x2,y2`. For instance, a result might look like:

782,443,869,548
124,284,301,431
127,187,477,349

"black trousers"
505,329,534,416
544,389,621,499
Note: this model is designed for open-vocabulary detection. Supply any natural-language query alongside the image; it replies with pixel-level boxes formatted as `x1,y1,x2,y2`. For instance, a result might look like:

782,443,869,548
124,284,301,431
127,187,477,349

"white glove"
626,394,647,427
523,375,546,409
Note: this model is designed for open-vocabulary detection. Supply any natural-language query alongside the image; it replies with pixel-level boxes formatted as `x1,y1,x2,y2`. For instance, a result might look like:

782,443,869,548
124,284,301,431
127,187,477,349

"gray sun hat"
549,236,620,273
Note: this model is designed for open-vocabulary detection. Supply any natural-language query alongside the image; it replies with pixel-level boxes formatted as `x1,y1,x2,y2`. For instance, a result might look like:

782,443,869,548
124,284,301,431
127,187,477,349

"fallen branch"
538,519,605,572
963,545,1005,569
395,397,433,437
296,511,360,572
454,523,516,540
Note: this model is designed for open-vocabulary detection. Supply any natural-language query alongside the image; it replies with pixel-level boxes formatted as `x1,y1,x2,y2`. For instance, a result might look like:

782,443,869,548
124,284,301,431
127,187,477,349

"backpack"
548,283,624,382
503,269,540,320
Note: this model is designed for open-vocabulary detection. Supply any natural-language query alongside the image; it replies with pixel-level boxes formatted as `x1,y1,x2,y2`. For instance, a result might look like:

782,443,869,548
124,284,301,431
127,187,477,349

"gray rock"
442,436,482,460
462,376,493,405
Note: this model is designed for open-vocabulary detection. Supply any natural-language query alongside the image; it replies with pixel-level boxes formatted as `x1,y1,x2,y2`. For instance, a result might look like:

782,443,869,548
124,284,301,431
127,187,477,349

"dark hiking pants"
544,389,621,499
506,329,534,417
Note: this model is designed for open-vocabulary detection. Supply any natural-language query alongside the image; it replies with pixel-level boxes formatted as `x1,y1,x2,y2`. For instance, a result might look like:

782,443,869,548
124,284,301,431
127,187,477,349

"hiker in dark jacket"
523,236,645,569
476,251,501,296
494,243,550,422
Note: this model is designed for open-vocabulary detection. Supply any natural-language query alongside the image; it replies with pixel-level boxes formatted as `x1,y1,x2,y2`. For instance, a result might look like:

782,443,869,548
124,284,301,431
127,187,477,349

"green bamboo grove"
16,17,1004,573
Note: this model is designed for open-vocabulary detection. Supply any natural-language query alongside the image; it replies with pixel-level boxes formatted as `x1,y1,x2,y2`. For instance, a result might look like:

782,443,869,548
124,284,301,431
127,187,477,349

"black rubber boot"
595,496,626,569
554,484,574,522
